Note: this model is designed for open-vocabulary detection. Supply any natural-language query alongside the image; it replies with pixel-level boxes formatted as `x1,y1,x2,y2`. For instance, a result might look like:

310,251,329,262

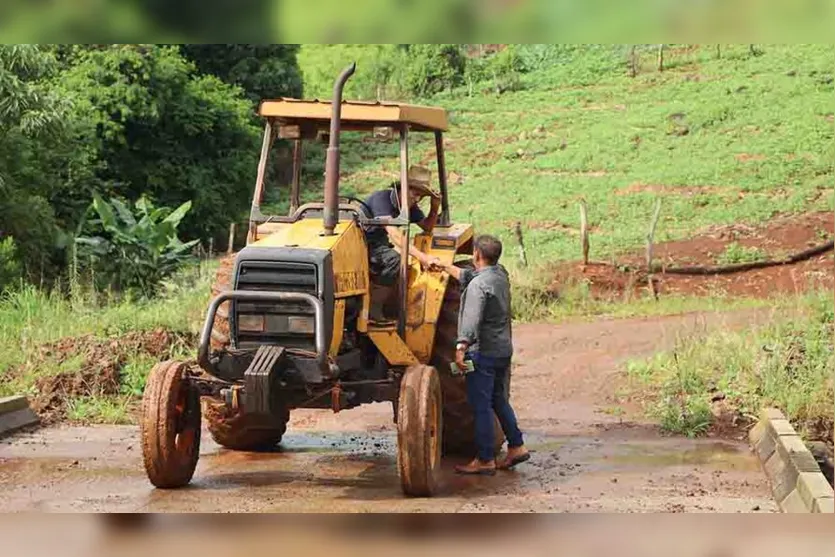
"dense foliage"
181,44,303,104
56,45,261,240
0,45,69,288
299,44,471,100
0,44,300,294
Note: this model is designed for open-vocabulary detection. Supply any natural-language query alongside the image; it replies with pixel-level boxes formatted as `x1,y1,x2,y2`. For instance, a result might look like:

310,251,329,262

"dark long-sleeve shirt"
457,265,513,358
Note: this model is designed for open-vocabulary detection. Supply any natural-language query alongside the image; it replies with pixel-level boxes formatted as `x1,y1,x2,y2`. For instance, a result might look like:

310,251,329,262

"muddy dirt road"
0,310,778,512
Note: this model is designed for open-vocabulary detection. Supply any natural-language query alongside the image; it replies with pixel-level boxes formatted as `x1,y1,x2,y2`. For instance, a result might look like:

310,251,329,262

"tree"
55,45,261,241
0,45,68,287
180,44,302,104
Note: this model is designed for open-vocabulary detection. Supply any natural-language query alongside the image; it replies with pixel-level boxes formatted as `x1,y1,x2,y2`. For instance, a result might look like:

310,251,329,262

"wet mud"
0,311,777,512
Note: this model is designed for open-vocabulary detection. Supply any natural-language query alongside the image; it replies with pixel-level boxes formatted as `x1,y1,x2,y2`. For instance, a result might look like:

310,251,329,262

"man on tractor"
363,165,440,320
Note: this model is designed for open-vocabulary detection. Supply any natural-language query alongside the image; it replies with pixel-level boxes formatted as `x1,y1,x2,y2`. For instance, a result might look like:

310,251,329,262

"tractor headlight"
239,314,315,334
238,314,265,332
265,314,315,334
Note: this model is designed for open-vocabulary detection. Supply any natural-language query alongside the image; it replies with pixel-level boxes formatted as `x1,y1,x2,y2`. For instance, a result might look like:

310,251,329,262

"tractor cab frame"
246,73,459,341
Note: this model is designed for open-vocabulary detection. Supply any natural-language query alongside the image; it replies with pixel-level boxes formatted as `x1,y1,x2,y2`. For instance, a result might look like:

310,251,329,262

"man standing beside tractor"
432,235,530,475
362,167,529,475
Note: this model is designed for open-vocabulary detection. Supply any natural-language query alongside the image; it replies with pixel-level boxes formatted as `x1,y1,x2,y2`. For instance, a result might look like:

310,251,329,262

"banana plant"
75,194,199,298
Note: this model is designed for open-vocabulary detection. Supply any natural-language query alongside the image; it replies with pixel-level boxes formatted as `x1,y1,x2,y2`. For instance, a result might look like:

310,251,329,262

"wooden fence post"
657,44,665,71
227,223,236,255
514,221,528,267
579,199,590,267
646,198,662,299
196,243,203,278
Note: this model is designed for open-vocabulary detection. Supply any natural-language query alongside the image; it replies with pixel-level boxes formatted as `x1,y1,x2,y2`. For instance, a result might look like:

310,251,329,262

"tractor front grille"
234,261,319,350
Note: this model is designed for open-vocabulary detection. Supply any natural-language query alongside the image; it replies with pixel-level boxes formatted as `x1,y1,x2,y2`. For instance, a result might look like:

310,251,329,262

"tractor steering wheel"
339,196,374,220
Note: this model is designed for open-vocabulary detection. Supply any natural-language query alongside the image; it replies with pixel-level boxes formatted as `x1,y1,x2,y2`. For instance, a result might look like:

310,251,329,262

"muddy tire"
141,360,201,489
203,399,290,451
210,254,236,352
397,364,442,497
432,261,506,456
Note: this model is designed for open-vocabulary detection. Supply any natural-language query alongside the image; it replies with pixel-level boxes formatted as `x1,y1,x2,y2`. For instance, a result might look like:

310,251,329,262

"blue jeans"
465,352,524,462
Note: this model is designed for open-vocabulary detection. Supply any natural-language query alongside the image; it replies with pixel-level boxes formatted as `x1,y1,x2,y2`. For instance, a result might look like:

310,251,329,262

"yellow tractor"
140,63,507,496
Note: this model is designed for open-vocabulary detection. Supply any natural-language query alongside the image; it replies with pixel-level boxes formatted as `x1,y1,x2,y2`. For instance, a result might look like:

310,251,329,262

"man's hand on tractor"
416,252,437,270
427,258,464,281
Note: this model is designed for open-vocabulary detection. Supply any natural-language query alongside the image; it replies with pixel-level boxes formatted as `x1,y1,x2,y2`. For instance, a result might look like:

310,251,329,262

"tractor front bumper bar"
197,290,327,377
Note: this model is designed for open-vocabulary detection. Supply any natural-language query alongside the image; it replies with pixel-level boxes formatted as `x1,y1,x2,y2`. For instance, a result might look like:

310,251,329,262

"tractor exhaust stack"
323,62,356,236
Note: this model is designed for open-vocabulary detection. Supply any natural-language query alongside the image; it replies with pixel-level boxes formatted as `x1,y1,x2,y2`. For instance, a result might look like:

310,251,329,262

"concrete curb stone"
749,407,834,513
0,396,40,438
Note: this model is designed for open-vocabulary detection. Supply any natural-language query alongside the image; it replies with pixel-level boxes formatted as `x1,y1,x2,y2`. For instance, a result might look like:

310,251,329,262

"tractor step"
244,345,286,414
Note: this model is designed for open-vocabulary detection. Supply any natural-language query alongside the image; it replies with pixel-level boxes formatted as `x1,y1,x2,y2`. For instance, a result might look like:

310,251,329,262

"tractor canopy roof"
258,98,448,132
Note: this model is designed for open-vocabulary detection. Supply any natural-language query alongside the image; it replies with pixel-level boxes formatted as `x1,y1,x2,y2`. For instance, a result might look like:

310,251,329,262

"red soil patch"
617,183,721,197
17,329,195,424
505,219,599,235
528,169,609,178
734,153,767,162
549,212,834,300
582,102,626,111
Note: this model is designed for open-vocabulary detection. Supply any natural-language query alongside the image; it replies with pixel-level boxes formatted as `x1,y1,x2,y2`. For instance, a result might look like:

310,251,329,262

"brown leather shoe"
454,458,496,476
497,447,530,470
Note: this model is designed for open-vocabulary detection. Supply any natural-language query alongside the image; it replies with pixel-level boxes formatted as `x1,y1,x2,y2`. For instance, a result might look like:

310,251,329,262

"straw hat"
404,165,439,199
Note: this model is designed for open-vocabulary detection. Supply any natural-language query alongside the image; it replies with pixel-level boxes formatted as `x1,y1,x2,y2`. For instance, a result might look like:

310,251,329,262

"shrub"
298,45,404,100
75,195,198,298
396,44,466,97
716,242,767,265
464,46,526,95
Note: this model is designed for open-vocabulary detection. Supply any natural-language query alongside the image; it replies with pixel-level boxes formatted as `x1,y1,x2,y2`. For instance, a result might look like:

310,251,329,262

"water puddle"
605,441,759,471
0,456,142,480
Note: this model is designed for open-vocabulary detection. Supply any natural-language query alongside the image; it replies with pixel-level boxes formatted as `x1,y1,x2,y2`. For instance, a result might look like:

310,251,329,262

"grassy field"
297,44,833,267
0,262,215,421
625,289,833,442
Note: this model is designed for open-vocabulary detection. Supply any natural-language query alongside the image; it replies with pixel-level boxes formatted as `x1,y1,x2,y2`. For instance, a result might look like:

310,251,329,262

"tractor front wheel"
397,364,442,497
141,360,201,489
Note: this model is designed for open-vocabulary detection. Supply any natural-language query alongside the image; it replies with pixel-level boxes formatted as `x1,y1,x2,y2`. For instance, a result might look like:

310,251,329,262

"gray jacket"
457,265,513,358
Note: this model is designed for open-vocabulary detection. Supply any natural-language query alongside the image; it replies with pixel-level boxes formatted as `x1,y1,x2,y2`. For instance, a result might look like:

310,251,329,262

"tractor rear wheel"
141,360,201,489
203,400,290,451
397,364,442,497
432,261,507,457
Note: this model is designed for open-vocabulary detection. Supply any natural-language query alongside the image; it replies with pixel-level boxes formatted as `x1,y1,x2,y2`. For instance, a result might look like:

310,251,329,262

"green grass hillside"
300,44,833,265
